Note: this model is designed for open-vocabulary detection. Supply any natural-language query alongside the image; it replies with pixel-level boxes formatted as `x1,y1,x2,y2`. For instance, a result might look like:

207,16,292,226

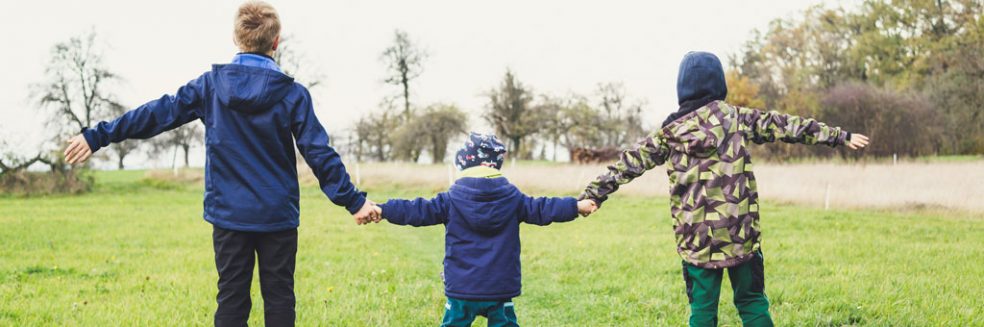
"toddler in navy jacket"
378,133,596,327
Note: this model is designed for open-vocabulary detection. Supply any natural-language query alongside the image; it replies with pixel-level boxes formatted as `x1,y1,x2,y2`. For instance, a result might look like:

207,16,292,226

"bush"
0,169,93,196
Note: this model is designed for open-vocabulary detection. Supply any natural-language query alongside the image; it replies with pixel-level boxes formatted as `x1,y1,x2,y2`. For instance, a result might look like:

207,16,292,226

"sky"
0,0,861,168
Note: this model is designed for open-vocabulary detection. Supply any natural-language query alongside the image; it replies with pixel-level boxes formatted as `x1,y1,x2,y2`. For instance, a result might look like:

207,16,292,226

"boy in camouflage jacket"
580,52,869,326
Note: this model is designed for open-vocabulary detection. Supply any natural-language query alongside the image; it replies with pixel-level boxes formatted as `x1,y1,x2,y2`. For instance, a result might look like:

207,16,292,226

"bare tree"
381,30,427,121
34,30,118,135
32,30,134,168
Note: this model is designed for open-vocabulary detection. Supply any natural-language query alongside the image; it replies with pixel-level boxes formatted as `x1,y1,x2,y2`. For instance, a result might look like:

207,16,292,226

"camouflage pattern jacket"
581,101,848,269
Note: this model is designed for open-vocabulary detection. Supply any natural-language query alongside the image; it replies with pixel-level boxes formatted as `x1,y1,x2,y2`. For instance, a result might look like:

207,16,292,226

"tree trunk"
117,154,125,170
402,74,411,120
182,144,191,168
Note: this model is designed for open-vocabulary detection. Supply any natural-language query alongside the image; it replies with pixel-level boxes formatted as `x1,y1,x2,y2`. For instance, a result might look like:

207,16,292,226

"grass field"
1,169,982,326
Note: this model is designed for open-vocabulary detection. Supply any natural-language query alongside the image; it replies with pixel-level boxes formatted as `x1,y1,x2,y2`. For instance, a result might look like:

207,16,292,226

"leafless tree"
381,30,427,121
32,30,134,168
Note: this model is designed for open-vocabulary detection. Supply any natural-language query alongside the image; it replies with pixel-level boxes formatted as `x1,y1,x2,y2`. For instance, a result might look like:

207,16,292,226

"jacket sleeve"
379,193,450,227
291,88,367,214
737,107,848,147
580,131,670,207
82,74,206,152
520,195,579,226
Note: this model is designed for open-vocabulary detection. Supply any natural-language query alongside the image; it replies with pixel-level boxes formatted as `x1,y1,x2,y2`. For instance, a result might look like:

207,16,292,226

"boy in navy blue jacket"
61,2,378,326
375,133,597,327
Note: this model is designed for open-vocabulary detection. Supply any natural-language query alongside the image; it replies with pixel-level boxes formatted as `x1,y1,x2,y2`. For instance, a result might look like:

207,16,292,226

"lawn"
0,170,981,326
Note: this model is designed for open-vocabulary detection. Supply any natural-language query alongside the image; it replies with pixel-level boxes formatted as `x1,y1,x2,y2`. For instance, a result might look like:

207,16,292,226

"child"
61,2,379,326
374,133,597,327
579,52,869,327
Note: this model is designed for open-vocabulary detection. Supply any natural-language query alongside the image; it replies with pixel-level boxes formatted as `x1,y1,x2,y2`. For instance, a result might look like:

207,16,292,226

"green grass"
1,170,982,326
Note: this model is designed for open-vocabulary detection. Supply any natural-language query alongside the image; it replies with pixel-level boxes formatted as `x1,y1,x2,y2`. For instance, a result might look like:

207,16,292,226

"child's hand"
354,200,382,225
577,199,598,217
64,134,93,164
846,133,869,150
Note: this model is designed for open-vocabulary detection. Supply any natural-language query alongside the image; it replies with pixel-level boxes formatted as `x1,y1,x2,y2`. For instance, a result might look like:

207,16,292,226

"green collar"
458,166,503,179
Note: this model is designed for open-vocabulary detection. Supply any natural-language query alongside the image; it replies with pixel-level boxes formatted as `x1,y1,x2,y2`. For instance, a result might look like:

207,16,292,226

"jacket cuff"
377,202,393,221
833,130,850,147
563,197,579,220
344,192,368,214
80,127,102,153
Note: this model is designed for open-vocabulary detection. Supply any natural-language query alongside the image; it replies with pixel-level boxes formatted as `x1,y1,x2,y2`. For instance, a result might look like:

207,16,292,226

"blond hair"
234,1,280,53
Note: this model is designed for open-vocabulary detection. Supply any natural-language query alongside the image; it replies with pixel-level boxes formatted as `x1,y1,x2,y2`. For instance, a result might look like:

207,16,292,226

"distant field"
330,160,984,212
0,169,981,326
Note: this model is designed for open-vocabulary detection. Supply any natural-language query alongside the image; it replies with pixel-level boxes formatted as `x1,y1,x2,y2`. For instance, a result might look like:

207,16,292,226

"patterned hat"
455,132,507,170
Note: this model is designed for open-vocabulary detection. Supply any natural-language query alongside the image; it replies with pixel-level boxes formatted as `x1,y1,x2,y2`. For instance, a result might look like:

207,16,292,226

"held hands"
577,199,598,217
64,134,93,164
846,134,870,150
354,200,383,225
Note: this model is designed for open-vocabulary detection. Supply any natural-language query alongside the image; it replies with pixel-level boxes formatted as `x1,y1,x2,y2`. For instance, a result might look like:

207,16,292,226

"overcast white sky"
0,0,861,167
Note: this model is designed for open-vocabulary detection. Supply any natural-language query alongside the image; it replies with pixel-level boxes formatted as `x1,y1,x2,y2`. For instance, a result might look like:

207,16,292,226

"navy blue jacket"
83,64,366,232
379,177,578,301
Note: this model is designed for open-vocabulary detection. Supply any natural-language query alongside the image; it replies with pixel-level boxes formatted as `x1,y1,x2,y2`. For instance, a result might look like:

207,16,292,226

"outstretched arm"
65,75,206,164
521,195,579,226
580,131,670,208
378,193,450,227
291,88,370,217
738,107,849,147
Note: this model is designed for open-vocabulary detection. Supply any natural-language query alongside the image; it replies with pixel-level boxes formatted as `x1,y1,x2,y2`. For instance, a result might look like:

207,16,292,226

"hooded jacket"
379,175,578,301
581,52,849,269
83,61,365,232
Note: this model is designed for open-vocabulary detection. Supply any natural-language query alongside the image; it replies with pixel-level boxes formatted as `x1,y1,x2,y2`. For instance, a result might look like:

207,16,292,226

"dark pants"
213,226,297,327
441,297,518,327
682,252,773,327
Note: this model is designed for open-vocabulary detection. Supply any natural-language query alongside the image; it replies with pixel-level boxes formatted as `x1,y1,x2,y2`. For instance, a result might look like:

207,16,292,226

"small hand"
577,199,598,217
846,133,869,150
354,200,379,225
64,134,93,164
372,205,383,223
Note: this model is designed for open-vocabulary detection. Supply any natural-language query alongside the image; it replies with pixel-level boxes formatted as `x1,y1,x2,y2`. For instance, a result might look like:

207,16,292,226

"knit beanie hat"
455,132,507,170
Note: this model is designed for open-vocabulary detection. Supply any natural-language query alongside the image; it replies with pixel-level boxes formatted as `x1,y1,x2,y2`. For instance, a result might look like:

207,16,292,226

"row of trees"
349,31,648,163
728,0,983,158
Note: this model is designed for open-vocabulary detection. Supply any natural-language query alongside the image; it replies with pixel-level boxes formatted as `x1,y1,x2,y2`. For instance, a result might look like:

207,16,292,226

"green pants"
441,297,518,327
682,252,774,327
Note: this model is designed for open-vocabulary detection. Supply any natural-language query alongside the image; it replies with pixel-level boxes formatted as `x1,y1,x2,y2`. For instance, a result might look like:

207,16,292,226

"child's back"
379,133,591,326
581,51,868,326
63,3,375,325
383,169,576,300
81,56,365,232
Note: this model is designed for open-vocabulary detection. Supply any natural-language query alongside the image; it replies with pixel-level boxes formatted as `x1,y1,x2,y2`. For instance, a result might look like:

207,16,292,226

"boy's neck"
458,166,502,179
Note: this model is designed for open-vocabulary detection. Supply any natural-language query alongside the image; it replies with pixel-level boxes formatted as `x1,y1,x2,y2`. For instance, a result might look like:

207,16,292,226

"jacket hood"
211,64,295,113
664,51,728,127
676,51,727,105
448,177,521,234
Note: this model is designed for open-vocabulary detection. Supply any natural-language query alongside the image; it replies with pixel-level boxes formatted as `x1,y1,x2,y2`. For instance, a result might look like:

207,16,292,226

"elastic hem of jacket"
204,215,299,233
445,290,521,302
558,197,579,221
81,127,102,153
682,252,756,269
344,194,368,215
